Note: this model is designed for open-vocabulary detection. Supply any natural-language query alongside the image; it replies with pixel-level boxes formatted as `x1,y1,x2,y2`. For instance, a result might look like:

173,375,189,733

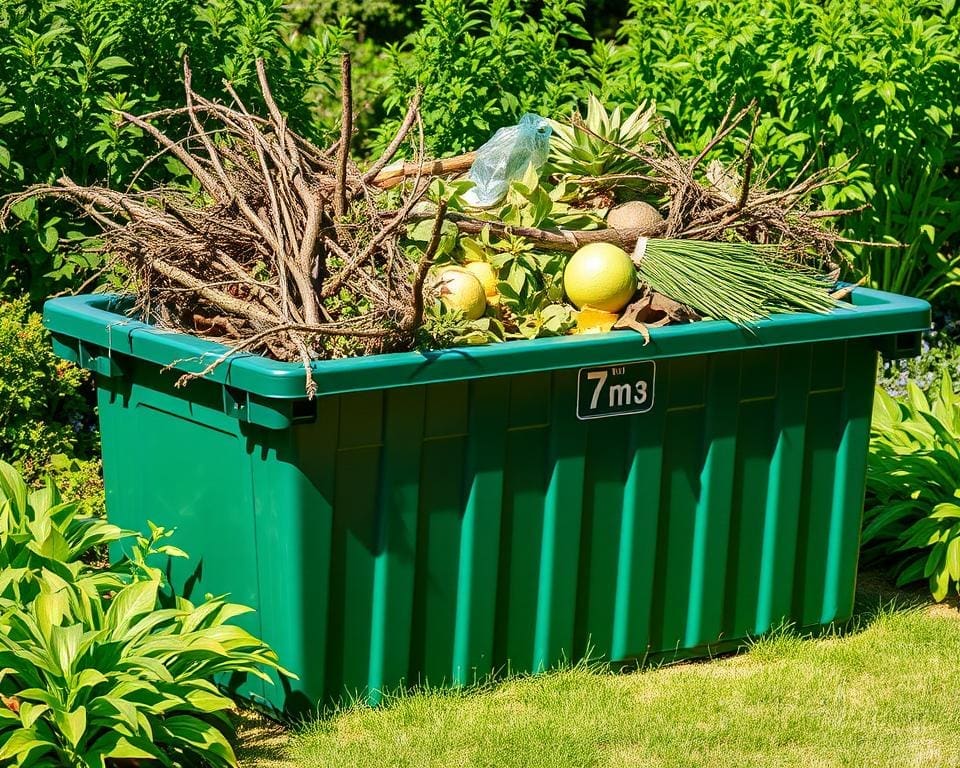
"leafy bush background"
595,0,960,300
3,0,958,300
0,0,347,301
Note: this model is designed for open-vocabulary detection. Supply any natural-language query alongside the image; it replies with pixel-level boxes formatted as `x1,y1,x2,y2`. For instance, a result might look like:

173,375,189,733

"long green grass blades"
637,239,837,326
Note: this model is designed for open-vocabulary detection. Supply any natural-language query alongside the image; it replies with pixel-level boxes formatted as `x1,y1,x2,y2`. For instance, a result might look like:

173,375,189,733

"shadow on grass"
234,567,958,765
639,567,957,675
233,709,290,767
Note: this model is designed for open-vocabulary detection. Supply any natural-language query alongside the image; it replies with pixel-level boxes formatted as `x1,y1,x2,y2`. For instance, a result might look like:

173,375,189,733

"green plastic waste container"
44,288,929,714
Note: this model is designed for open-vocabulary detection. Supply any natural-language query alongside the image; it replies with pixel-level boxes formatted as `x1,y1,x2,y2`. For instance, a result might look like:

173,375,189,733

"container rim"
43,288,931,399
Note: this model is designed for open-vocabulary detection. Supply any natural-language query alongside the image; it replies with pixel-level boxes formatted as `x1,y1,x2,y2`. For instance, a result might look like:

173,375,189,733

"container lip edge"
43,289,932,399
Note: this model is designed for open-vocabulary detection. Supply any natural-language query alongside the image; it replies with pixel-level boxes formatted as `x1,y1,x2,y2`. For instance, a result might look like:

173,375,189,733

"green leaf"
0,111,25,125
924,540,946,578
0,460,29,515
162,715,236,763
40,226,59,254
33,592,68,635
87,731,159,761
946,535,960,582
18,702,49,730
33,526,71,562
104,579,160,637
54,705,87,748
8,196,36,223
931,503,960,520
895,556,925,587
97,55,131,71
930,563,951,602
48,623,83,677
184,687,233,714
0,727,52,761
862,500,919,543
70,668,108,699
877,81,896,105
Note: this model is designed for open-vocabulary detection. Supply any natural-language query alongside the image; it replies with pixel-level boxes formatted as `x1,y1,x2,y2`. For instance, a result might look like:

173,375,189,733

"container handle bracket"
874,331,922,361
220,385,316,430
77,340,124,378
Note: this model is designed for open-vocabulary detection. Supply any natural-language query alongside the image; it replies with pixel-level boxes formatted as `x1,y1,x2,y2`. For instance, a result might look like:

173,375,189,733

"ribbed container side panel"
97,340,879,712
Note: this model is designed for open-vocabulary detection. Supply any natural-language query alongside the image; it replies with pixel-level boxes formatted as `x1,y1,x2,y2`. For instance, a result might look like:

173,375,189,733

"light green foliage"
866,373,960,601
0,459,124,606
375,0,591,158
0,461,289,768
286,0,413,41
594,0,960,299
276,607,960,768
0,0,346,300
548,95,657,179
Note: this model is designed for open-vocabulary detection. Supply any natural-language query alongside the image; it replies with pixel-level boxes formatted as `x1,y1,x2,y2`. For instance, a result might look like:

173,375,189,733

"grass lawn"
237,574,960,768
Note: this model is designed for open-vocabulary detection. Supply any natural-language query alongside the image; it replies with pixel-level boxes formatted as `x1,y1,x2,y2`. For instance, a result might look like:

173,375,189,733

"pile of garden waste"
3,56,851,395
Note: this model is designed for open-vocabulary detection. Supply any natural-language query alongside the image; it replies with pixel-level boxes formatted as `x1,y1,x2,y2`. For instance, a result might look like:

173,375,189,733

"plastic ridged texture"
46,290,929,714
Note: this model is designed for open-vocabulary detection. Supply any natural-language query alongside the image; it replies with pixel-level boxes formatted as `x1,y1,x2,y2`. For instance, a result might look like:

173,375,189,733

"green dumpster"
44,288,929,714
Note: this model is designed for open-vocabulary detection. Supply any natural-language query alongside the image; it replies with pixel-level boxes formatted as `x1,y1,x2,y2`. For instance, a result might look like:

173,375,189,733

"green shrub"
0,0,346,300
0,297,104,514
0,460,290,767
595,0,960,299
0,297,90,462
375,0,591,158
287,0,415,42
865,374,960,602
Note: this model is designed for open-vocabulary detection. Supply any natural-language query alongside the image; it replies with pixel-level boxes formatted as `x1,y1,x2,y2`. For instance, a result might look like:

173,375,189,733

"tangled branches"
3,57,438,394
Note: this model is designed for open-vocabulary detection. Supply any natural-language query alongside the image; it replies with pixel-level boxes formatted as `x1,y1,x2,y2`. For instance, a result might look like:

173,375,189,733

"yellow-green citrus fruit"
563,243,637,312
464,261,499,298
437,267,487,320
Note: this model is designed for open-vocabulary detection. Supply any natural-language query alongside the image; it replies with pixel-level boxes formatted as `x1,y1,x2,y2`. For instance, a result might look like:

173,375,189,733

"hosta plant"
0,461,291,767
0,460,124,605
864,373,960,602
0,576,286,767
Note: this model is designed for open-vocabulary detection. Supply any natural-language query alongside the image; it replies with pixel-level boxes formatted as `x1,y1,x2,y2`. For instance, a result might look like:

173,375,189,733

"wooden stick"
335,53,352,218
371,152,476,190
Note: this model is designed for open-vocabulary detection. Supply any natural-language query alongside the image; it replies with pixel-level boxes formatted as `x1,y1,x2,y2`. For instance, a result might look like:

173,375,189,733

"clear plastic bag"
463,114,552,207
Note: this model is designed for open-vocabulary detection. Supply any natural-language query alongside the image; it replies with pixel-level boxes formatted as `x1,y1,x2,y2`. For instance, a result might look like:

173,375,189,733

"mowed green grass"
240,596,960,768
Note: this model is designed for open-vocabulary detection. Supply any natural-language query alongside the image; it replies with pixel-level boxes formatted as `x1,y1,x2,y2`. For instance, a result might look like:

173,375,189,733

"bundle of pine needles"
632,238,837,325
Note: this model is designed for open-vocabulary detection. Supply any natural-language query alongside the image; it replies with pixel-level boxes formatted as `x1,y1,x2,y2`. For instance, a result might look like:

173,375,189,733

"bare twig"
735,110,759,212
363,88,423,183
406,199,449,332
335,53,352,218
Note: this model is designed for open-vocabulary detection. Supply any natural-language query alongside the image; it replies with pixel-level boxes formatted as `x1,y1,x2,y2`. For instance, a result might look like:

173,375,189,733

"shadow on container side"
44,286,929,718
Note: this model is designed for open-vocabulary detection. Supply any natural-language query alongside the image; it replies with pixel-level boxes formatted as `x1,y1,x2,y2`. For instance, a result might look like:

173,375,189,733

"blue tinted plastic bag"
463,114,552,207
